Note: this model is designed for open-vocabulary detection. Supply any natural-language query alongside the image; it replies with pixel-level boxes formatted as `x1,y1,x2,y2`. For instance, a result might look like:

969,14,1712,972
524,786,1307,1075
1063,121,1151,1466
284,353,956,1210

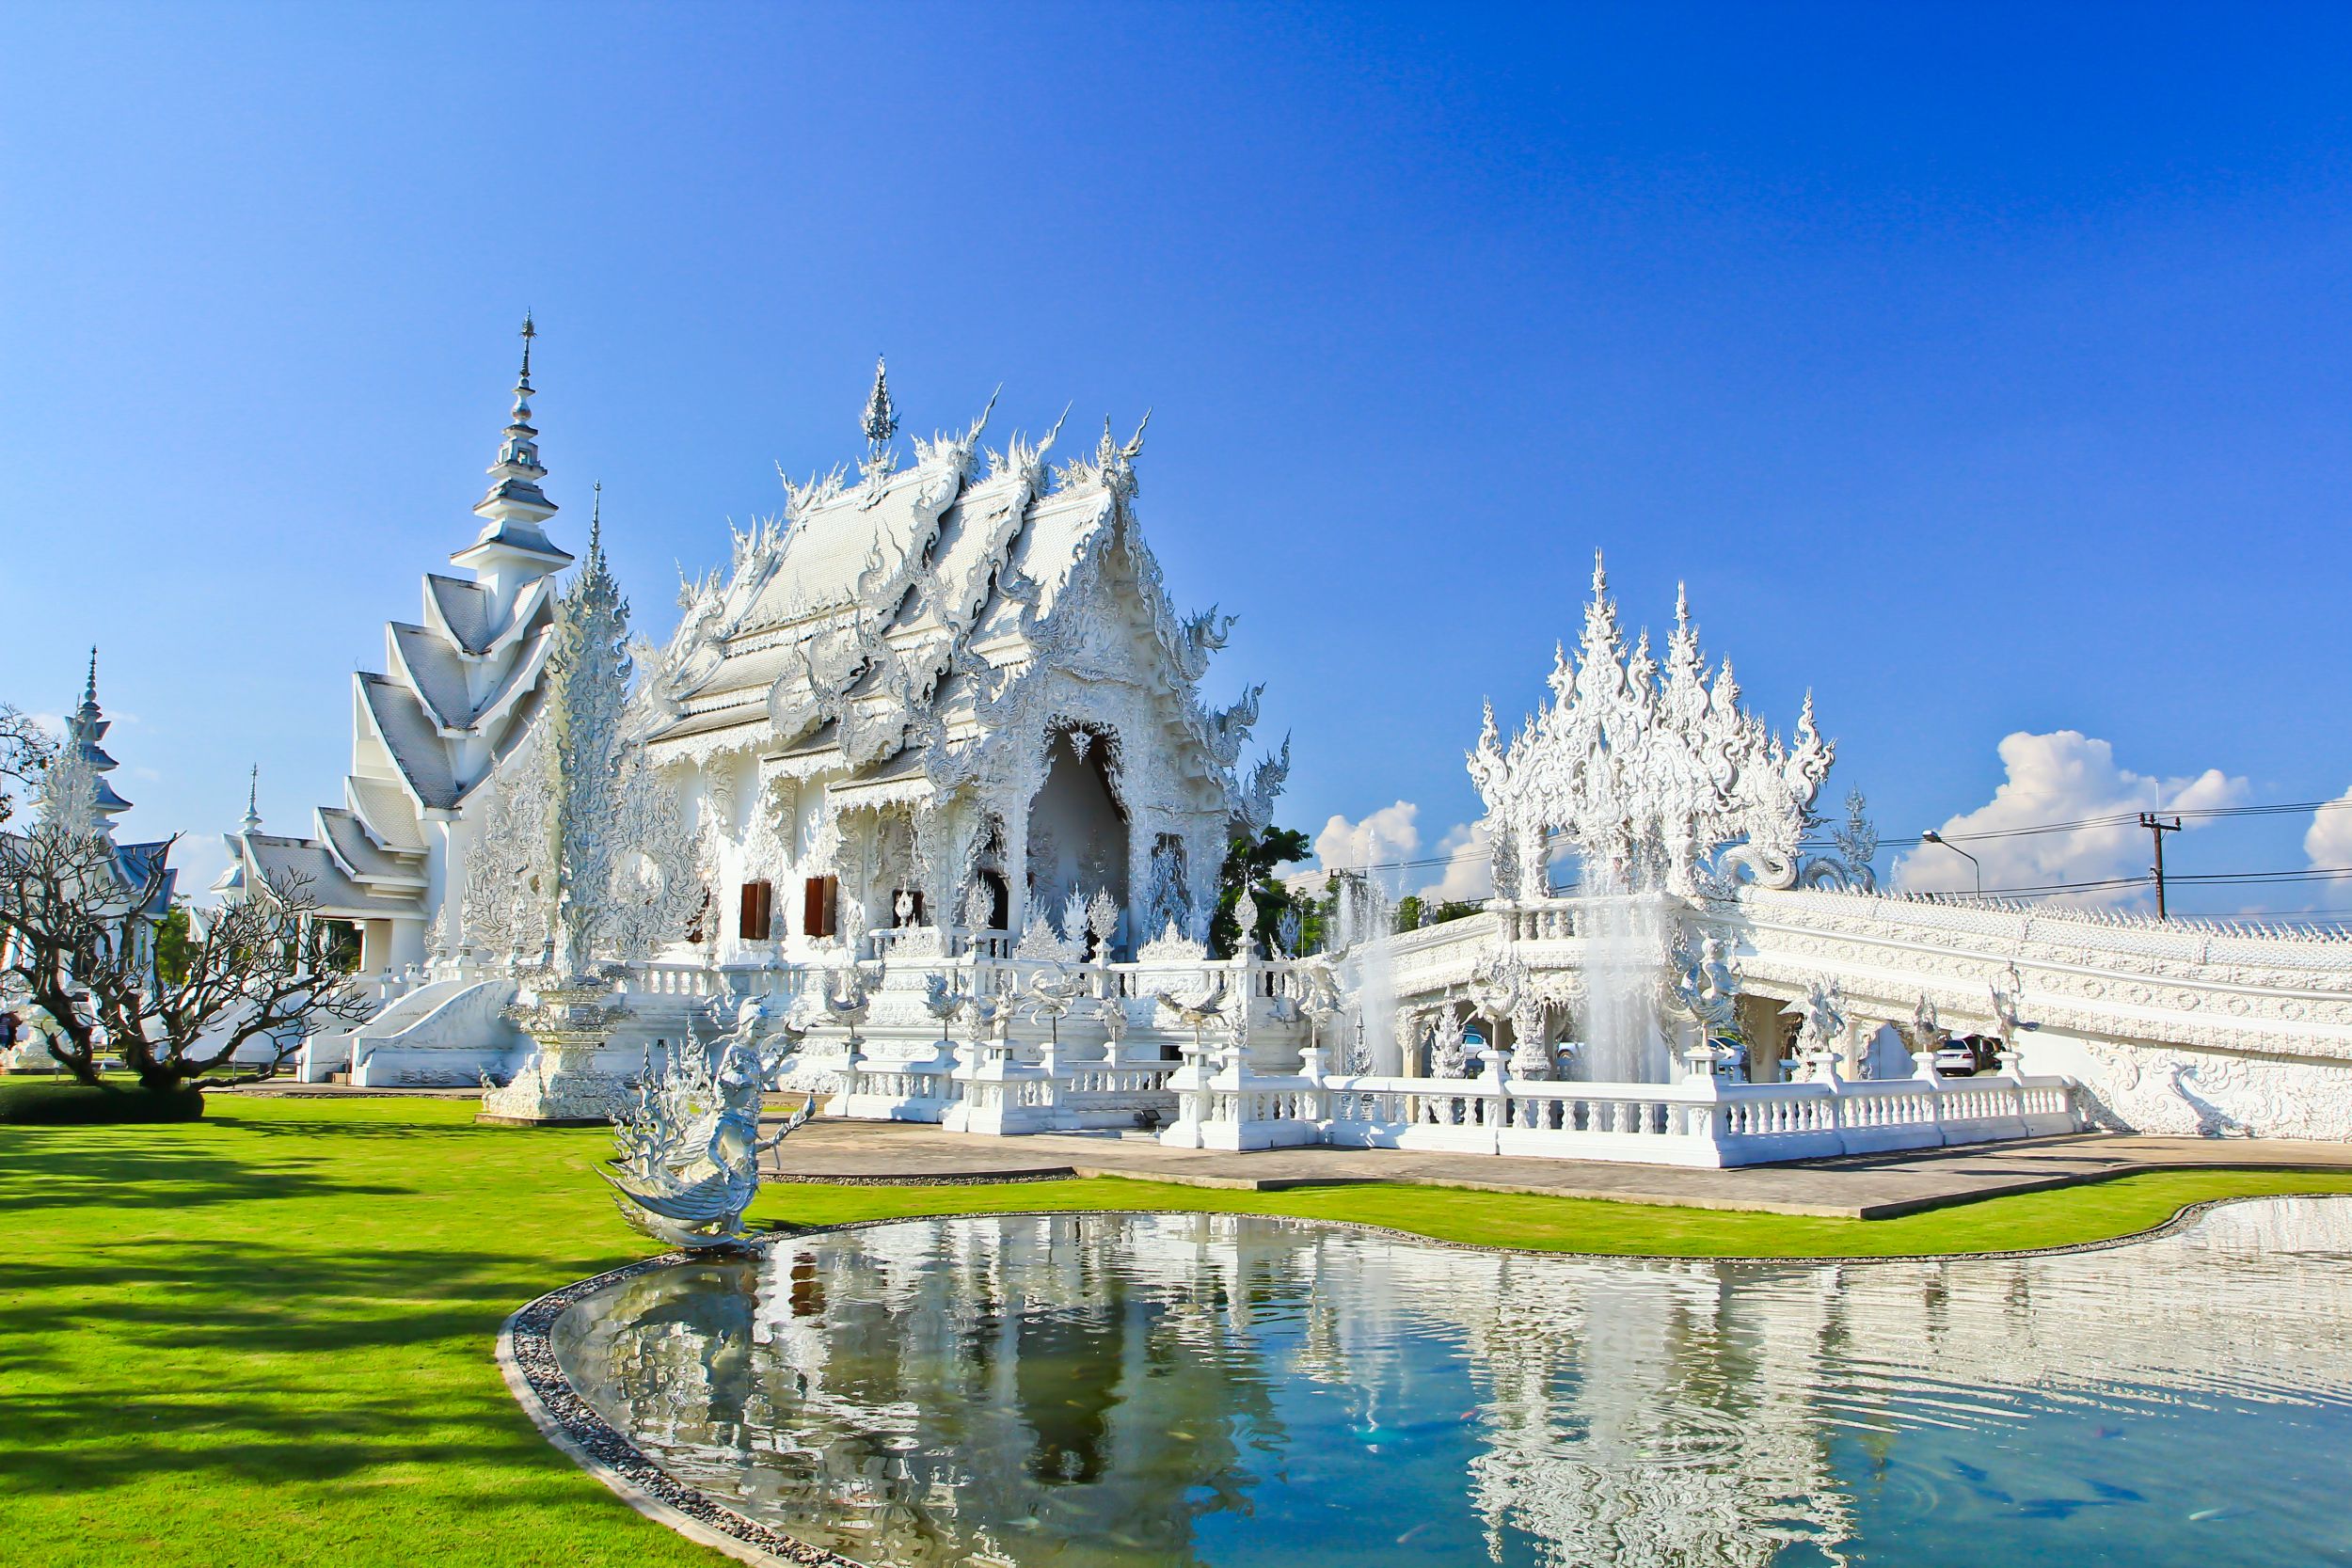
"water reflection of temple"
554,1199,2352,1568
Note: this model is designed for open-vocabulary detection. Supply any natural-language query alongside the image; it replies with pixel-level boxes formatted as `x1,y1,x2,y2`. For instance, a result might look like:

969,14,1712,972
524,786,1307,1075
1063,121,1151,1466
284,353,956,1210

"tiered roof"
49,653,177,922
220,322,568,923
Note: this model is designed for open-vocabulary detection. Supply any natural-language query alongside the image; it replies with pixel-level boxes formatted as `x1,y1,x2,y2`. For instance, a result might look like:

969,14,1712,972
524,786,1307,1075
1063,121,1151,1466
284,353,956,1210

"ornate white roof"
644,393,1287,831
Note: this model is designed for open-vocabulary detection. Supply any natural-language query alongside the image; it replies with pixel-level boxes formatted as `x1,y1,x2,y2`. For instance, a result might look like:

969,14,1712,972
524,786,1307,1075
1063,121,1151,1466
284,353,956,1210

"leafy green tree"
1209,825,1312,958
1394,895,1482,933
153,901,194,986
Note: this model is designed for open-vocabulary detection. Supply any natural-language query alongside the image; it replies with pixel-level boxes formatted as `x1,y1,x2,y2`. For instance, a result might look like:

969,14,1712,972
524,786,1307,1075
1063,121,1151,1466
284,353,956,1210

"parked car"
1933,1035,2001,1076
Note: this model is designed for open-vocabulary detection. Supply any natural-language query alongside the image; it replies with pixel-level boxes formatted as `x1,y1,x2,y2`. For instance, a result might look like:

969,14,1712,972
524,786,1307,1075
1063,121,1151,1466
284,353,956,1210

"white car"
1934,1040,1984,1076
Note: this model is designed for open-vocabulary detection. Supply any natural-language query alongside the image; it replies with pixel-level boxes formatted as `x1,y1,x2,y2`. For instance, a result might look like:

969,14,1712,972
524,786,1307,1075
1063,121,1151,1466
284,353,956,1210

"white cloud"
1892,731,2247,908
1313,803,1500,906
1313,802,1422,883
2306,788,2352,869
1417,820,1494,905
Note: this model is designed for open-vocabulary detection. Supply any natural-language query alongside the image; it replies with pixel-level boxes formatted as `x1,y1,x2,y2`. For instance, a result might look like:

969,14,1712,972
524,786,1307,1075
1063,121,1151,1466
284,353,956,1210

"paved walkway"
758,1119,2352,1219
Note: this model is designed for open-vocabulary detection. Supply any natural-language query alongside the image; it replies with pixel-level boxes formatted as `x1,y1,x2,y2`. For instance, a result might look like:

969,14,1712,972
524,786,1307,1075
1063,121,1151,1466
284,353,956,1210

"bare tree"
0,798,151,1082
0,704,51,828
1,739,368,1091
102,868,371,1090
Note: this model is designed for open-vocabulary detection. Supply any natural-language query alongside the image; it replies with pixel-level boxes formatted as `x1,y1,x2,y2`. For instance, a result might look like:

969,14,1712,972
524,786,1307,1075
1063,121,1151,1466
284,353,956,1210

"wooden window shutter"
803,876,837,939
739,880,772,942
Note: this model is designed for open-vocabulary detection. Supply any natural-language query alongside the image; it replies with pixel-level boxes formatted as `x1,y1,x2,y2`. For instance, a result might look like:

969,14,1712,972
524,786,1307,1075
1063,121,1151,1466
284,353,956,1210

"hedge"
0,1079,205,1124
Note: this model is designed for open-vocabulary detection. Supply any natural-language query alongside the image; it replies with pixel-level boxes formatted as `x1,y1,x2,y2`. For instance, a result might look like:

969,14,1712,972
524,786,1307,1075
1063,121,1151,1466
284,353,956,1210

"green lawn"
4,1094,2350,1567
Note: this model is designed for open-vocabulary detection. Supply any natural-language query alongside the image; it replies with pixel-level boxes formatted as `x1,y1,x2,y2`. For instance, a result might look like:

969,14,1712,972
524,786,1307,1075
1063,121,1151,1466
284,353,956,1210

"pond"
550,1200,2352,1567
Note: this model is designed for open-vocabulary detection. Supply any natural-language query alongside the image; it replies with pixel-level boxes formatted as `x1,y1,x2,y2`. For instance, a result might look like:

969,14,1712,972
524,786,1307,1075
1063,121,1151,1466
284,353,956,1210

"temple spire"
486,313,548,496
65,648,130,820
242,765,262,833
460,315,570,573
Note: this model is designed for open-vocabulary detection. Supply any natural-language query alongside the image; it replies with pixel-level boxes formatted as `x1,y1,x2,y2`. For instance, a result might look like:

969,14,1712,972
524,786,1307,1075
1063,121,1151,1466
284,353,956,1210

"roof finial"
83,645,98,708
862,355,898,449
242,764,262,832
589,481,603,556
470,317,561,543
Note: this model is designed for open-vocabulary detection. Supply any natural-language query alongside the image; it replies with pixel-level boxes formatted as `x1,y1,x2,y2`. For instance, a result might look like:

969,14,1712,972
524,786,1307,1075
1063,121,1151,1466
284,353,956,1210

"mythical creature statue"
921,971,966,1044
1790,979,1849,1082
1667,930,1740,1037
604,997,817,1250
790,963,879,1047
1902,993,1946,1079
1152,979,1228,1059
1022,964,1092,1050
1664,928,1742,1075
1989,963,2038,1061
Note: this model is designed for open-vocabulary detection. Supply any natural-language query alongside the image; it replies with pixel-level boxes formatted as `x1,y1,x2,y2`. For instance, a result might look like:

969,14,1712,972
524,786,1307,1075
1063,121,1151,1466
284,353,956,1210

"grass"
2,1094,2349,1567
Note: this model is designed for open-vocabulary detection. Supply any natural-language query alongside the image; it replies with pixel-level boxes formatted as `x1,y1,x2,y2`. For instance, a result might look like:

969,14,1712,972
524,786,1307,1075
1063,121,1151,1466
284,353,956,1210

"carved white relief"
1470,558,1832,898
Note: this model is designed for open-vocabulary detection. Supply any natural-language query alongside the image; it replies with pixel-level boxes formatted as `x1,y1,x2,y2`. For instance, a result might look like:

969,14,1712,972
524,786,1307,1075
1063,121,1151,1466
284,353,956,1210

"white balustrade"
1312,1067,2082,1166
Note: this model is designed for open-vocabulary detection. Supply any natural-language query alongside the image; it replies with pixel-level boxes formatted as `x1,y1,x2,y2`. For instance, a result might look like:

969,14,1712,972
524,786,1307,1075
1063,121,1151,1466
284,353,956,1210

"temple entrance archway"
1024,729,1130,937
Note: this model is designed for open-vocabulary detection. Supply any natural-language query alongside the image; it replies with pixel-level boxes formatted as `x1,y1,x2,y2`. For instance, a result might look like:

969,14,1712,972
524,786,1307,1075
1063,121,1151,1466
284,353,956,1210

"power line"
1308,794,2352,904
1928,794,2352,845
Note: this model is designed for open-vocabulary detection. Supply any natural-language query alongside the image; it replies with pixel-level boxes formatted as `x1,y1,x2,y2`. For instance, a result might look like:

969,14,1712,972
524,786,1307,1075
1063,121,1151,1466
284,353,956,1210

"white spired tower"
218,320,572,976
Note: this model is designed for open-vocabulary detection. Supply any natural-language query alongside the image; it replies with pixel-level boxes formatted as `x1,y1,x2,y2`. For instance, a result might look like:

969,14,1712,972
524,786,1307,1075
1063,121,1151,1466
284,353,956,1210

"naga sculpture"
604,997,817,1250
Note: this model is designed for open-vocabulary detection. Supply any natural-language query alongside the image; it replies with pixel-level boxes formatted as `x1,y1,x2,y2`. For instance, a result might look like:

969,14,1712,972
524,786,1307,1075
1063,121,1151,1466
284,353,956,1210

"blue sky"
4,4,2350,914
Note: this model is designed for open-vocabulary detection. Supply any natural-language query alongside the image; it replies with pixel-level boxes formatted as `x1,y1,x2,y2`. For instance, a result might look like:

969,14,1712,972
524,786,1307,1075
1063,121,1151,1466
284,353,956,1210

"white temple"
234,325,2352,1156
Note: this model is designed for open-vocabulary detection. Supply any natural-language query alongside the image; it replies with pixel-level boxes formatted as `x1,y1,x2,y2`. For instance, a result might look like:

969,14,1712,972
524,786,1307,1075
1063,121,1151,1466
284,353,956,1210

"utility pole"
2138,812,2184,919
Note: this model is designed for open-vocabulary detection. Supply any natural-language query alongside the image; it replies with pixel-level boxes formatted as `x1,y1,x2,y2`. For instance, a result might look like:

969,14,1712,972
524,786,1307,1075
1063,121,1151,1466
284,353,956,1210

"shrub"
0,1079,204,1125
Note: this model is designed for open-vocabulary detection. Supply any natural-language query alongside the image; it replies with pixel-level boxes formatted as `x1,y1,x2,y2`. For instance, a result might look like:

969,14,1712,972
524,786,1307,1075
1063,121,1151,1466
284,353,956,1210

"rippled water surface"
554,1199,2352,1566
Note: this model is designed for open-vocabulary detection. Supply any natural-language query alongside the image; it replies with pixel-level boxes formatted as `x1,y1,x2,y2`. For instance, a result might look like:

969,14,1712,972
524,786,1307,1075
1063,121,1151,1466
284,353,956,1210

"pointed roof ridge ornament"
589,480,604,558
1590,549,1609,598
82,645,98,711
243,764,262,832
504,313,538,432
1675,580,1690,630
862,355,898,449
